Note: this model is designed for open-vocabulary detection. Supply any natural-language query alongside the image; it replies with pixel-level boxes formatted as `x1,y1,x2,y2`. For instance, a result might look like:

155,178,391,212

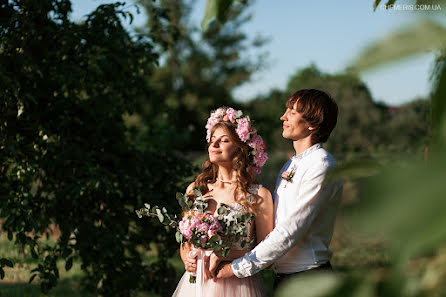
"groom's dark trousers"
273,261,333,290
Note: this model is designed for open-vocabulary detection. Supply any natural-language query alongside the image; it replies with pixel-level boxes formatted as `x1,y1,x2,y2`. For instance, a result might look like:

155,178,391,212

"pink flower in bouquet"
207,222,223,237
179,219,193,240
236,118,251,142
205,214,218,224
190,216,201,228
197,222,210,233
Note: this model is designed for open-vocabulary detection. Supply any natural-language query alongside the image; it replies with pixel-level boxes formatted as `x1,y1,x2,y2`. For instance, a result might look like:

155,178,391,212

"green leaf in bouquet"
176,192,190,211
186,196,193,209
175,231,183,243
209,235,220,244
217,206,229,215
241,240,246,248
193,188,202,197
156,208,164,223
221,247,230,257
193,197,209,214
135,210,142,218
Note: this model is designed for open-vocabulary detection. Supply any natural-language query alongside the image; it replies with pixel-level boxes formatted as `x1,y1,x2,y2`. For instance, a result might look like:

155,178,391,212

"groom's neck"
293,138,314,156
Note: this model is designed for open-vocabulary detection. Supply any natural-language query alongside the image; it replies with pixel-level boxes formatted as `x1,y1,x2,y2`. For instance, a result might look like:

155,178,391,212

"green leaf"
373,0,382,11
175,231,183,243
349,20,446,72
193,187,203,197
201,0,247,34
156,208,164,223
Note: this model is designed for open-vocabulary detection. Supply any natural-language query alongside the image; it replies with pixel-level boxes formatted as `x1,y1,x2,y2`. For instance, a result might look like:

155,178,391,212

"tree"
0,1,192,296
133,0,267,151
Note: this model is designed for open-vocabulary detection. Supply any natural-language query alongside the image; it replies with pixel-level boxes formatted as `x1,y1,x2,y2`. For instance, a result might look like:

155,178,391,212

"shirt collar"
290,143,322,161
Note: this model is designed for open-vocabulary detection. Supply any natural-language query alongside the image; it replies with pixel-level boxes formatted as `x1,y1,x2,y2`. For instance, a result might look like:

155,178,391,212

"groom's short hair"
286,89,338,144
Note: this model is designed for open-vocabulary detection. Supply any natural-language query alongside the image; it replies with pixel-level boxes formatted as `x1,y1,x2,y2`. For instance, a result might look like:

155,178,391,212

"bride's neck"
216,165,237,183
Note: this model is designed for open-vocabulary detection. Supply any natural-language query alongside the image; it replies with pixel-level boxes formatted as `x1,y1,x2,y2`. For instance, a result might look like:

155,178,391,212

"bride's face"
208,127,238,165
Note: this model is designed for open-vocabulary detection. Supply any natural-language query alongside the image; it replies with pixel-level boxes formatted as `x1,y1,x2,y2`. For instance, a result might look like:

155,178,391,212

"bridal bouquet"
136,187,254,282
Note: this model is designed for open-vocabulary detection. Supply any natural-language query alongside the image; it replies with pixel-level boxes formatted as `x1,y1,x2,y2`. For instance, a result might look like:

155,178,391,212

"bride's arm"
254,186,274,245
253,186,274,269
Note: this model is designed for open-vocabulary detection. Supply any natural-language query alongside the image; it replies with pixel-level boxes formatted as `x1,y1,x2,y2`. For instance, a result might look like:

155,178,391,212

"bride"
172,107,274,297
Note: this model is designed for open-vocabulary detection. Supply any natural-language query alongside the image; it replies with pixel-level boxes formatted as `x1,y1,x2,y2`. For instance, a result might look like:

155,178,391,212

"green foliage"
135,0,266,150
0,1,192,296
349,20,446,72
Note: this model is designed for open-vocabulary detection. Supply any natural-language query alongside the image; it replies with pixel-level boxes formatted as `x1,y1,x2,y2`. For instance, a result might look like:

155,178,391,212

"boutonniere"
281,166,296,188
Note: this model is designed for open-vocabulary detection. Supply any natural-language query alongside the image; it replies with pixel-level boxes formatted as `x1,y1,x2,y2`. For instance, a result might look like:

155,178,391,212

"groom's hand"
215,262,235,280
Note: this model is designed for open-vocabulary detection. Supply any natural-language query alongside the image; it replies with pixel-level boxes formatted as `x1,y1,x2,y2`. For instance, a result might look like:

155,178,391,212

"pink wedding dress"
172,185,267,297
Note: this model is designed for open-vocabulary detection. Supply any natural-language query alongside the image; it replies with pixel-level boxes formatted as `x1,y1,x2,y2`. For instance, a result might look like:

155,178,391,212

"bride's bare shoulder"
257,186,272,200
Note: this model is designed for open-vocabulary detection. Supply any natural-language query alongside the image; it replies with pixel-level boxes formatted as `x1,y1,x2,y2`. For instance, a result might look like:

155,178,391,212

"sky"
70,0,444,106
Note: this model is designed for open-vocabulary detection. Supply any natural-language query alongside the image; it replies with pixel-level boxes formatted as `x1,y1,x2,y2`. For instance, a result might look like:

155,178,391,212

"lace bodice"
223,184,260,251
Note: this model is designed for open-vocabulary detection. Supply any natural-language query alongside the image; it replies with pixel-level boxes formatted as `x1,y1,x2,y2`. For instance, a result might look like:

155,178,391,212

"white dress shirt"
232,143,343,277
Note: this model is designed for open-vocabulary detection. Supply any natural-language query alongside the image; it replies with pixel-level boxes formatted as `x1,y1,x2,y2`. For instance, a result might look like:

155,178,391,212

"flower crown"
205,107,268,175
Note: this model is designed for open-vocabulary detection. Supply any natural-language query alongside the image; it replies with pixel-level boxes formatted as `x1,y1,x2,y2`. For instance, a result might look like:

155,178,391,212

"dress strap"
246,184,261,204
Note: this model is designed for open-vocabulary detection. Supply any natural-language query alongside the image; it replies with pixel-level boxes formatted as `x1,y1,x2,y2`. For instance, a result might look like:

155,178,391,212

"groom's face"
280,102,314,141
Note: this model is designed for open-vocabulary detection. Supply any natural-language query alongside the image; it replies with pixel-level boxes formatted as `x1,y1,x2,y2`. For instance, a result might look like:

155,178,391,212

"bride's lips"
209,150,221,154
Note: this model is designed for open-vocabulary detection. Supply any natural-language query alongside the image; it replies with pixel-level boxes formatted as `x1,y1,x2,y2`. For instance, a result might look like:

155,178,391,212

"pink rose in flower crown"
226,108,237,122
236,118,251,142
248,134,266,150
215,108,225,118
254,150,268,168
251,166,262,176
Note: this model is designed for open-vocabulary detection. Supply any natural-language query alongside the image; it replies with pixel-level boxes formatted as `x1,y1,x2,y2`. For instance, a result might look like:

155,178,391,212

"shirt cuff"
231,257,253,278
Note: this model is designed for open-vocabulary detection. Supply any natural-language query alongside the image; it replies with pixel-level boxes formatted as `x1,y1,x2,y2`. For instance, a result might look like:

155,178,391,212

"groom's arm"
230,161,341,278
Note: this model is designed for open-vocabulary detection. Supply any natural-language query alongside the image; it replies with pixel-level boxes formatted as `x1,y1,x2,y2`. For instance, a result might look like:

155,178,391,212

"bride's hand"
208,252,223,279
180,243,197,272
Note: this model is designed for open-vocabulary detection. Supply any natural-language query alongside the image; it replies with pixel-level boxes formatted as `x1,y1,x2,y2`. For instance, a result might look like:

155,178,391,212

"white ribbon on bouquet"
189,248,213,297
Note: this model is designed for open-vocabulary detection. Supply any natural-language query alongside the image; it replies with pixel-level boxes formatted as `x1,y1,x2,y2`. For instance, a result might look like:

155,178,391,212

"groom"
212,88,343,288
